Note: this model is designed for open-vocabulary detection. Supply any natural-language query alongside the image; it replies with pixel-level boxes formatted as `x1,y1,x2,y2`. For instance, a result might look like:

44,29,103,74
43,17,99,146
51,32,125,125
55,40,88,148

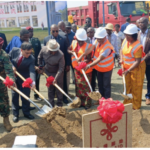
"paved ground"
0,67,149,136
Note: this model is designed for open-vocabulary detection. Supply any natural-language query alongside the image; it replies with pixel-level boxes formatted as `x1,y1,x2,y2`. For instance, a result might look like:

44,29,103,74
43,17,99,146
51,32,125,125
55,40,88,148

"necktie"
17,56,23,68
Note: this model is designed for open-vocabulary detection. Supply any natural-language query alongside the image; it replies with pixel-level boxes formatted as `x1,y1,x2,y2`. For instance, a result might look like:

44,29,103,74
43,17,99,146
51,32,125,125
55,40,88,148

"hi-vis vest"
93,39,115,72
122,39,145,69
71,40,93,74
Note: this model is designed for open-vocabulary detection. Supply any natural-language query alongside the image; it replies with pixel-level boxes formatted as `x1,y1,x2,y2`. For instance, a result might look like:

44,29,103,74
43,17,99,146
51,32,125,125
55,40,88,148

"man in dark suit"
0,32,7,51
9,42,36,123
43,24,70,104
138,17,150,105
26,26,42,101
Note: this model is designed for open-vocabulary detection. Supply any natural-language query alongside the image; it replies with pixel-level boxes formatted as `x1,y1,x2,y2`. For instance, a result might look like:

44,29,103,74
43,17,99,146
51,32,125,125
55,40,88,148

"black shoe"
63,99,69,104
19,106,22,109
24,114,35,120
30,107,36,110
34,97,42,101
13,116,19,123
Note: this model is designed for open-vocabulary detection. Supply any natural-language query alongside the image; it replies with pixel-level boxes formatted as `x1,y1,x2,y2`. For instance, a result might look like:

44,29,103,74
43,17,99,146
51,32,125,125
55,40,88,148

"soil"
69,97,81,108
88,91,101,100
0,109,150,148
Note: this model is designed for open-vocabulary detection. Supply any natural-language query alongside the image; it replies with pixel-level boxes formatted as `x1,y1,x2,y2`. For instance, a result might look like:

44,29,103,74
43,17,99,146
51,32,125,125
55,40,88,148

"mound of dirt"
69,97,81,108
88,91,101,101
0,109,150,148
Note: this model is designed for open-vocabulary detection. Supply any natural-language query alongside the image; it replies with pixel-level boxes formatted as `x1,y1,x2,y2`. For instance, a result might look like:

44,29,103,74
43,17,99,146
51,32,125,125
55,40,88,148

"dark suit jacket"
138,29,150,65
43,34,71,66
0,32,7,51
9,47,35,81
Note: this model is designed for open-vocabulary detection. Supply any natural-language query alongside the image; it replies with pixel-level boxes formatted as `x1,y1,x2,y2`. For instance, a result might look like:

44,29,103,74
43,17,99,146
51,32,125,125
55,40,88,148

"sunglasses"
52,30,58,33
87,31,94,33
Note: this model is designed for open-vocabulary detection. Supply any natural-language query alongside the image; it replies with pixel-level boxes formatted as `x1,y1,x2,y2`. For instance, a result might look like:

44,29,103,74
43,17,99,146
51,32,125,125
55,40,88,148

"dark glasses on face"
52,30,58,33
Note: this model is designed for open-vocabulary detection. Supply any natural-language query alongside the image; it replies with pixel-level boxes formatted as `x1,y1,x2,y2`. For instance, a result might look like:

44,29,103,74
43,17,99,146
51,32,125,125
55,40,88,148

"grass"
0,28,49,44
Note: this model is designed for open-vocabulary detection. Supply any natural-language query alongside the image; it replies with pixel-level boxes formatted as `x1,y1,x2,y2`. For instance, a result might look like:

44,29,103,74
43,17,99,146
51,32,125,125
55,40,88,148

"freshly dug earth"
0,109,150,147
69,97,81,108
88,91,101,100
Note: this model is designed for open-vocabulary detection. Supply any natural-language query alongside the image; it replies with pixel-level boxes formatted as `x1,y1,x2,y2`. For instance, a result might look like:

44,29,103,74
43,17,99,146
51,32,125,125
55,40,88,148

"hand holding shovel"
73,52,101,101
43,73,81,108
0,76,51,117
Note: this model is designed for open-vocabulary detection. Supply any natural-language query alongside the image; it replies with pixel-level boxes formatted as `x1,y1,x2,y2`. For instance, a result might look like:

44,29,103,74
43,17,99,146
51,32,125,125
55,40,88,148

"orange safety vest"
93,39,115,72
71,40,93,74
122,39,145,69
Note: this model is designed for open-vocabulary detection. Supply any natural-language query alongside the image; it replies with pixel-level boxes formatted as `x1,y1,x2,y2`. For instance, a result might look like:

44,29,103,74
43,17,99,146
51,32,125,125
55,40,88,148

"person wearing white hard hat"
68,28,93,109
119,24,146,109
78,27,115,99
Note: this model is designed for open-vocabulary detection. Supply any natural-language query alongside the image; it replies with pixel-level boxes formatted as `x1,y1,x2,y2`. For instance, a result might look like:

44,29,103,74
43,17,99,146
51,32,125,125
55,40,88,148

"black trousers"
97,70,113,99
34,71,40,98
91,69,97,91
12,78,30,117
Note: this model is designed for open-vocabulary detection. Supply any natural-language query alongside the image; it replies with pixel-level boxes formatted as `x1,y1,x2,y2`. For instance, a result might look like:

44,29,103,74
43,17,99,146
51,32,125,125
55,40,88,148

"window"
76,10,79,16
108,3,118,16
85,9,88,15
4,3,9,14
81,19,84,25
6,18,16,27
0,20,5,28
17,1,22,13
18,16,30,27
31,1,37,12
23,1,29,12
32,16,38,27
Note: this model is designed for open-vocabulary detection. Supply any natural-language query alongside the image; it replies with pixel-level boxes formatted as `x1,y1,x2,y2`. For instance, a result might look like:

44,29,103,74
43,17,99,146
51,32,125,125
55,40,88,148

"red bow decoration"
75,62,87,71
142,13,145,17
22,78,33,88
117,69,123,76
46,76,55,87
3,76,14,88
97,97,124,124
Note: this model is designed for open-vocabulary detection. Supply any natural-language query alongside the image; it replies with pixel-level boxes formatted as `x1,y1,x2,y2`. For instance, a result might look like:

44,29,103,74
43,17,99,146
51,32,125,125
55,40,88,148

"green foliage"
58,8,68,21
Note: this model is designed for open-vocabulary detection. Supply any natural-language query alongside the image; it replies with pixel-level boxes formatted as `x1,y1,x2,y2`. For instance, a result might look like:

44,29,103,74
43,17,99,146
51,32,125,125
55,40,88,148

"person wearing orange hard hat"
68,28,93,109
120,24,146,109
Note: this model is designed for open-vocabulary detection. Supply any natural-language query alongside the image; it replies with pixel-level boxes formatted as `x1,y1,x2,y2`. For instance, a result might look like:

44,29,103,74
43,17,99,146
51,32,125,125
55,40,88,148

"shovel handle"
43,73,48,78
15,71,26,81
54,84,73,102
121,64,126,95
73,52,93,92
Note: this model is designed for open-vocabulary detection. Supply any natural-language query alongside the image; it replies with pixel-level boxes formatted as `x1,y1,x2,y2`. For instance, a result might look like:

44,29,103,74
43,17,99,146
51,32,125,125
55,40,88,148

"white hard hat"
75,28,87,41
94,27,107,38
124,24,138,35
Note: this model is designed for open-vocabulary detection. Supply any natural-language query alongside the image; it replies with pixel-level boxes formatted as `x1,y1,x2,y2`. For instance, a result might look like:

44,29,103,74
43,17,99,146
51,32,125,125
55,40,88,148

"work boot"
3,116,13,132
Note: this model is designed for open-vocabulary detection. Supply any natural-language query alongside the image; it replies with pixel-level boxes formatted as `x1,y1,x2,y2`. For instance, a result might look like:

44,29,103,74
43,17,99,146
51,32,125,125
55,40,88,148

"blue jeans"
145,65,150,99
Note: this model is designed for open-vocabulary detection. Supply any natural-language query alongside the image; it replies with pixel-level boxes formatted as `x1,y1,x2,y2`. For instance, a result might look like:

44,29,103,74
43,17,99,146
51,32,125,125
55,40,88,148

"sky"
67,1,88,8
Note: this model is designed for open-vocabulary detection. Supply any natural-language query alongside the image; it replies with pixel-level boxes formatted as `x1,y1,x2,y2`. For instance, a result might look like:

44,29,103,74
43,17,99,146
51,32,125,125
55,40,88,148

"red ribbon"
22,78,33,88
3,76,14,88
46,76,55,87
117,69,123,76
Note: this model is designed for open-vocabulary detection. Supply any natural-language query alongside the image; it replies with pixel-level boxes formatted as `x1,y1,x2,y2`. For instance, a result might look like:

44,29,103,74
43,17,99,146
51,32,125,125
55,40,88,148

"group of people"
0,16,150,132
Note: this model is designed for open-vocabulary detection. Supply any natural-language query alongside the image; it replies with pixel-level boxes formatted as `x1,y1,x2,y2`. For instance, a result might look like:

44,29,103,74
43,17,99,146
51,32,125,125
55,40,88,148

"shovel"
73,52,101,101
15,71,53,109
120,65,133,100
43,73,81,108
0,76,51,117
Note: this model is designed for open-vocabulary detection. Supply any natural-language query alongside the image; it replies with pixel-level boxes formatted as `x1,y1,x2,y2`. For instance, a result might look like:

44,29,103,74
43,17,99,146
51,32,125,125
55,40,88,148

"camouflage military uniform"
0,49,15,117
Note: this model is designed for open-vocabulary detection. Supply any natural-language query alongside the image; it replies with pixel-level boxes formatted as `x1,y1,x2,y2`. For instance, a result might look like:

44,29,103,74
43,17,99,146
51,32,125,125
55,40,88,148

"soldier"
0,37,16,132
26,26,42,101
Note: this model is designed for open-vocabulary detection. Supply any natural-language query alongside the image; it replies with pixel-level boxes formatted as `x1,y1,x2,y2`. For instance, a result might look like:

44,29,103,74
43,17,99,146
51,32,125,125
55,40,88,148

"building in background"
0,1,68,28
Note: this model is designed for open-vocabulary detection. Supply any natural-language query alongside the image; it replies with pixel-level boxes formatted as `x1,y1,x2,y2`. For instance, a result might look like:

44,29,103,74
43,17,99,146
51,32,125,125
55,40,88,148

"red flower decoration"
46,76,55,87
3,76,14,88
75,62,87,71
22,78,33,88
97,97,124,124
117,69,123,76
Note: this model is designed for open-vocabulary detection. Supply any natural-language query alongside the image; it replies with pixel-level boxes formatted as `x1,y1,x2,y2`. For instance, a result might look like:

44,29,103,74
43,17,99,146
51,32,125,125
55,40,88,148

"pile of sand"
0,109,150,148
88,91,101,100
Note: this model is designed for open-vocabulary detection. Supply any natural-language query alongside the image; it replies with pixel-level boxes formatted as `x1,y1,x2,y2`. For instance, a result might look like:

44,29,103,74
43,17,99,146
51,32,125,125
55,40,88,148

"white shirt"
114,31,125,51
88,37,96,44
140,29,148,50
106,33,119,55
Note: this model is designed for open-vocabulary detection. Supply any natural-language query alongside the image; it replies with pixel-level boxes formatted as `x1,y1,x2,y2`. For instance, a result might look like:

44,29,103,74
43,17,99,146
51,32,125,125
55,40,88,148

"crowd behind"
0,16,150,132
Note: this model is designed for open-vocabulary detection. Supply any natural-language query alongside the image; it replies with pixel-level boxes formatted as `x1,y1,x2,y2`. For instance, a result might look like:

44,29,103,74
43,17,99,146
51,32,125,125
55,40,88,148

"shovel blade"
35,105,52,117
120,93,132,100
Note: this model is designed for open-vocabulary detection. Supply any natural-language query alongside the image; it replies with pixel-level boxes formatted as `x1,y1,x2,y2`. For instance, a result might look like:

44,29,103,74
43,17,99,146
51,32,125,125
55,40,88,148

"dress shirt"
88,37,96,44
140,29,148,50
106,33,119,55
